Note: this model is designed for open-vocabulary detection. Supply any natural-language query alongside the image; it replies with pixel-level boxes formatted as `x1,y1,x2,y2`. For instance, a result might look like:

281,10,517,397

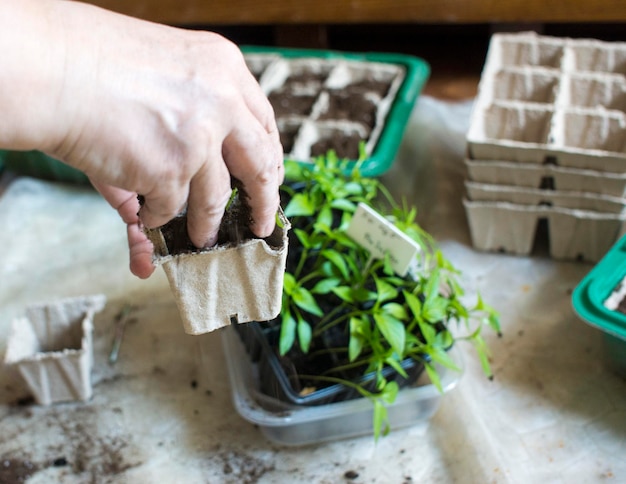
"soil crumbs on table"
0,405,141,483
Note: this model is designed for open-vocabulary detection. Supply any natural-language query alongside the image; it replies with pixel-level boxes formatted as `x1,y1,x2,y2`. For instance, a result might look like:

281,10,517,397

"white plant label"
346,203,420,276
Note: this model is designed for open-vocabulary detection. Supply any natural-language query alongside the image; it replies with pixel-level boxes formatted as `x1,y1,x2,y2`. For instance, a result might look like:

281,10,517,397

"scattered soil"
0,455,40,483
348,76,394,98
282,68,331,91
344,469,360,480
278,123,301,154
216,448,275,484
268,91,317,117
617,298,626,314
319,89,378,129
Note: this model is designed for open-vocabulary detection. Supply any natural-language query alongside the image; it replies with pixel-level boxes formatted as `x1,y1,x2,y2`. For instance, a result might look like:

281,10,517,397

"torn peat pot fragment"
4,294,106,405
144,189,290,335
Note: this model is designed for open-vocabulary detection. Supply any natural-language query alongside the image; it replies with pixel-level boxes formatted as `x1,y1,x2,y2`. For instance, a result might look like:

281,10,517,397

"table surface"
1,96,626,483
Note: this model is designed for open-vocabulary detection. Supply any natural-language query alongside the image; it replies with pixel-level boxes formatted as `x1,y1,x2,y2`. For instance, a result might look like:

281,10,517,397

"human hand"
1,0,283,266
91,182,156,279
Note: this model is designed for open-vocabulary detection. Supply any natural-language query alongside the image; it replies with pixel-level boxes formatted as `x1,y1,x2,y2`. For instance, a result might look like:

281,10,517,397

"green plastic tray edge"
242,46,431,177
572,234,626,341
3,150,89,185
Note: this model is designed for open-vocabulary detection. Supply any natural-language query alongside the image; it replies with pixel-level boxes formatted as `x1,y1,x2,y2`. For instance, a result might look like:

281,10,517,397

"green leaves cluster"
279,153,500,440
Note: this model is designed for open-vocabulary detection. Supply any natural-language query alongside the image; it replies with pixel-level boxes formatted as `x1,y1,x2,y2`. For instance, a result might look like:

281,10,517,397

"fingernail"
254,221,275,239
203,232,218,249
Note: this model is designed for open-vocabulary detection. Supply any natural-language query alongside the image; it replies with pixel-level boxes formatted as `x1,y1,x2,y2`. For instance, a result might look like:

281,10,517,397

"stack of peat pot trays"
464,31,626,262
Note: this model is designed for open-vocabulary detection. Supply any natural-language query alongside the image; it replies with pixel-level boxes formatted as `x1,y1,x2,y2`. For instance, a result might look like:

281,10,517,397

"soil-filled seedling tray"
220,325,461,446
573,234,626,375
243,46,430,177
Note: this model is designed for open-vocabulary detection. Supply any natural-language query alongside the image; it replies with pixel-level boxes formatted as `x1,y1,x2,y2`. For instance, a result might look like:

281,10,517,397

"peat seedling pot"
144,188,290,335
4,294,106,405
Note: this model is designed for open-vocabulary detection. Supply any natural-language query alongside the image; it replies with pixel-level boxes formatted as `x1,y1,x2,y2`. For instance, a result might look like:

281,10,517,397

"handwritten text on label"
346,203,420,276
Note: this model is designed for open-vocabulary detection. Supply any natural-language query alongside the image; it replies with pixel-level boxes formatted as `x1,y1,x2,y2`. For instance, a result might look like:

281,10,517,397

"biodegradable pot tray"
465,181,626,213
220,325,462,446
145,207,290,335
464,199,626,262
465,32,626,261
3,294,106,405
573,234,626,376
465,159,626,197
467,32,626,170
243,47,430,177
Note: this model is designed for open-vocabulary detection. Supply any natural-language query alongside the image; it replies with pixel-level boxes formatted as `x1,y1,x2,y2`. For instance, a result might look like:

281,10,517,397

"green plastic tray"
243,46,430,178
572,234,626,374
2,150,89,185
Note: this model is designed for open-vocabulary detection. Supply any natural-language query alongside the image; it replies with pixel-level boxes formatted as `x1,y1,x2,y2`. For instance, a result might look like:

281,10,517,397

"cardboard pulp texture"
464,32,626,260
244,53,405,162
145,209,290,335
464,200,626,262
465,159,626,197
3,294,106,405
465,181,626,214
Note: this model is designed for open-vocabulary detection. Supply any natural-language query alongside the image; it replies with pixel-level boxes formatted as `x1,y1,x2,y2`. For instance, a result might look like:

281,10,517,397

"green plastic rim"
572,234,626,342
3,150,89,185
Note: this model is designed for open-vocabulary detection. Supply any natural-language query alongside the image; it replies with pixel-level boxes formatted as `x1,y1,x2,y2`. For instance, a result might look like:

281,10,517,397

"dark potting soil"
278,123,301,154
261,62,397,159
348,76,394,98
310,131,363,160
155,179,255,256
282,68,332,91
617,297,626,315
319,90,378,129
268,90,317,117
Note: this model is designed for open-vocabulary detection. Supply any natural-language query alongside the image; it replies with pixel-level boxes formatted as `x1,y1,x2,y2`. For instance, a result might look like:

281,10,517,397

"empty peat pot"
4,294,106,405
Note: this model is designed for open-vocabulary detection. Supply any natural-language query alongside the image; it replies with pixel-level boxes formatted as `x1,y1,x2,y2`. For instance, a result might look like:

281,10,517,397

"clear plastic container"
220,325,463,446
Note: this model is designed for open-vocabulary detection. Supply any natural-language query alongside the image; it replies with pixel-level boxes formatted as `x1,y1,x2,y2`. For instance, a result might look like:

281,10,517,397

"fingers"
186,149,232,248
127,223,156,279
223,110,283,239
90,181,140,224
138,182,189,230
90,180,155,278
